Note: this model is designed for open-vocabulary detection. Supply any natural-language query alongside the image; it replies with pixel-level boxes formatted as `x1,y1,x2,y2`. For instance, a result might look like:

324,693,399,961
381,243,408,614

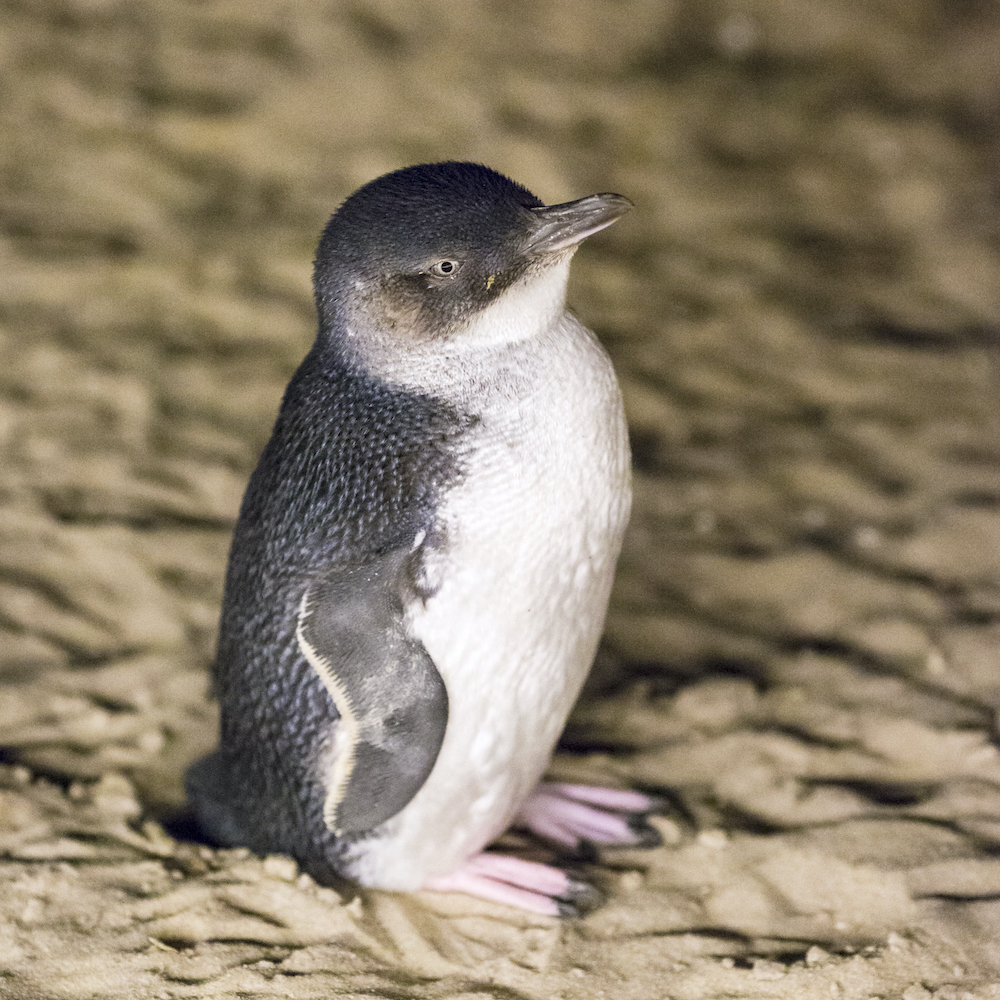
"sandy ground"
3,1,1000,997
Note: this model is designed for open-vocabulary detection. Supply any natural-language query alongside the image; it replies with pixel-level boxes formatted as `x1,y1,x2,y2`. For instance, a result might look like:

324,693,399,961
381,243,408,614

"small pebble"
752,959,785,980
697,829,728,849
262,855,298,881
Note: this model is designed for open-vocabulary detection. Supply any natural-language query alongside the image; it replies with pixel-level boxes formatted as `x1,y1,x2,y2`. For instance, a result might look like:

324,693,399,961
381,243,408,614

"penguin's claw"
423,852,600,917
514,782,663,851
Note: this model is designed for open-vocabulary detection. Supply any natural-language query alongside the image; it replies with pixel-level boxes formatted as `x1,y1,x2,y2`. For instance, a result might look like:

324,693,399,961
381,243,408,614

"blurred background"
3,1,1000,997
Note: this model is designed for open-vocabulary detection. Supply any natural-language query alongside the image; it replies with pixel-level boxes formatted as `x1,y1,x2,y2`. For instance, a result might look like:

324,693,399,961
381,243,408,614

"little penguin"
186,161,660,916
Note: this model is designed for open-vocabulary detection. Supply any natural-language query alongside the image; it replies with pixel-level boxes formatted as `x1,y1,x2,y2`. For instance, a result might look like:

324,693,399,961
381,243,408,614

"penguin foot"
514,782,663,851
423,852,600,917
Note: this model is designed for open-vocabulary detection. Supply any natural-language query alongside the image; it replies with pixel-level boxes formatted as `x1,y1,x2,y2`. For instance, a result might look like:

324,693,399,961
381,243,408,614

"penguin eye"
428,259,462,278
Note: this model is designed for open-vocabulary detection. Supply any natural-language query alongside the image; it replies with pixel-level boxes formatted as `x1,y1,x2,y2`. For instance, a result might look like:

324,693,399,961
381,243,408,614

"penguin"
186,161,659,917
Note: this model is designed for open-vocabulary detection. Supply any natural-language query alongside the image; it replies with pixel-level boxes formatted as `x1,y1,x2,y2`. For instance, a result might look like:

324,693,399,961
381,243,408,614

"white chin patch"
454,257,572,350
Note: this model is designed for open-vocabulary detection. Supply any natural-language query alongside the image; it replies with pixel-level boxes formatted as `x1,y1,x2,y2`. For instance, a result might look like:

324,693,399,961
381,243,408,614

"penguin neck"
318,255,574,399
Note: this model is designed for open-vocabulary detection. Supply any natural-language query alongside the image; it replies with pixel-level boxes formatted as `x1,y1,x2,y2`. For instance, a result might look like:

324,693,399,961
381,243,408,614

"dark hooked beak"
525,193,633,255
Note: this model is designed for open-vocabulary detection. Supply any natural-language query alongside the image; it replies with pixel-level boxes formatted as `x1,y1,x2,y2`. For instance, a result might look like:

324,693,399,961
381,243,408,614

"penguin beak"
525,193,633,255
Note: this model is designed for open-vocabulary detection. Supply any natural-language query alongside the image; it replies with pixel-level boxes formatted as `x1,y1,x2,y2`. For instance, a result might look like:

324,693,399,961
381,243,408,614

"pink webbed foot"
422,784,662,917
514,782,663,853
423,852,600,917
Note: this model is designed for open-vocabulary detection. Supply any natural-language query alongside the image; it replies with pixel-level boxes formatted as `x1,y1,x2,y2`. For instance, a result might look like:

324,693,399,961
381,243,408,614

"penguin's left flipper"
514,782,664,852
296,550,448,836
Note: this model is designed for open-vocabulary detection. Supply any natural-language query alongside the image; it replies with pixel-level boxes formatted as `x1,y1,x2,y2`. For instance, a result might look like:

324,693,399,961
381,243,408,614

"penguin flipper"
296,550,448,836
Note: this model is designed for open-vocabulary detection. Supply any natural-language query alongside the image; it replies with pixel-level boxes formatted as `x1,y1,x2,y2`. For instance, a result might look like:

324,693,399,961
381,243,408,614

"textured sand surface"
3,1,1000,997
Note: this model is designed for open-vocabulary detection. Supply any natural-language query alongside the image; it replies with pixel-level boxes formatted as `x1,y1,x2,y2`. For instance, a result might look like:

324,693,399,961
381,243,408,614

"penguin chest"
344,317,631,889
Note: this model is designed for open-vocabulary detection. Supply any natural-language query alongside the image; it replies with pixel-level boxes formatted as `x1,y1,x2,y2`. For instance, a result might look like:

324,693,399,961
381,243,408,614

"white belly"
343,313,631,890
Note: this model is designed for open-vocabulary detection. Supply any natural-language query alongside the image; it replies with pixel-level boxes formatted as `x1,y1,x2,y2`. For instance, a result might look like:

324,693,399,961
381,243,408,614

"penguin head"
312,162,631,364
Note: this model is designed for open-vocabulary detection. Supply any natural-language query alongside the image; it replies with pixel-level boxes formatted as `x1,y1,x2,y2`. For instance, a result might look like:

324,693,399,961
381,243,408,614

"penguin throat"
452,255,572,350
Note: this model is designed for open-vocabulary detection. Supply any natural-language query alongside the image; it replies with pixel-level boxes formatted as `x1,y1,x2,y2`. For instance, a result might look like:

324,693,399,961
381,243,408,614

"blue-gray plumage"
187,162,655,916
